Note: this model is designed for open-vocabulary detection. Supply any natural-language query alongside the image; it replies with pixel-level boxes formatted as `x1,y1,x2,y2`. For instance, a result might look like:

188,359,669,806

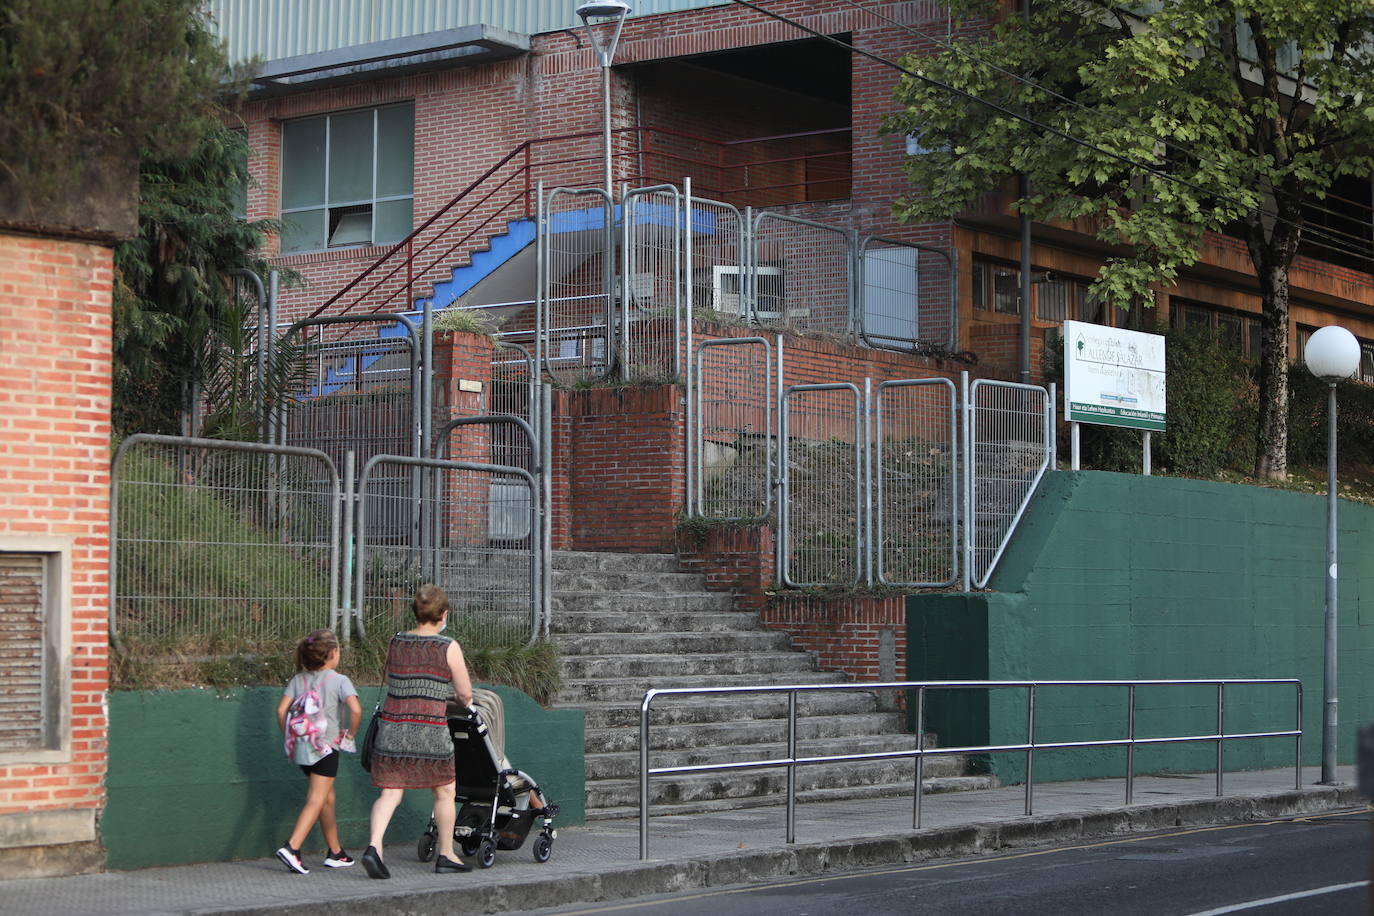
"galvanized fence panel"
752,212,853,335
967,379,1052,588
780,383,863,587
859,237,957,353
110,435,339,654
621,185,682,381
874,379,959,587
538,185,616,385
356,455,539,646
685,194,749,322
692,337,775,520
277,314,423,463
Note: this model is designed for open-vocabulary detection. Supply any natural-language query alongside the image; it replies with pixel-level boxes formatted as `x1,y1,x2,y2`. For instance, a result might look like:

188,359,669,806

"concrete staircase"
549,550,992,820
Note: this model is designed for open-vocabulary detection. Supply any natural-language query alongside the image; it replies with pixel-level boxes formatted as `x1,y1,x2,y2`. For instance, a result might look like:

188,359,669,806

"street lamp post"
575,0,631,198
1304,325,1362,785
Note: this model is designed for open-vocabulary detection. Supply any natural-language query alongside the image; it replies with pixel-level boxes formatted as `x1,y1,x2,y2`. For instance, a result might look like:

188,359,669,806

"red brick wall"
676,523,906,683
550,384,686,552
0,232,111,872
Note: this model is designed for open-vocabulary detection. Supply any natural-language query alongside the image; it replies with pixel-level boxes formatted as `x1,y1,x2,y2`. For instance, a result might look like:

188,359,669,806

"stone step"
585,757,933,809
556,671,851,705
584,712,910,753
560,651,818,680
585,736,966,781
552,569,709,594
552,551,681,573
551,610,764,635
551,592,736,614
586,774,1000,821
572,691,883,729
555,629,794,657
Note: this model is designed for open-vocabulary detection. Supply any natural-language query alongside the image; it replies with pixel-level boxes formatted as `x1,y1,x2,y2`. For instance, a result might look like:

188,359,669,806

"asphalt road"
510,809,1372,916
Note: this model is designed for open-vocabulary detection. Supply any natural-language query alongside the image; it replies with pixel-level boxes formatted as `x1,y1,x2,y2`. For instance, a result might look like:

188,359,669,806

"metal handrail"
637,678,1303,859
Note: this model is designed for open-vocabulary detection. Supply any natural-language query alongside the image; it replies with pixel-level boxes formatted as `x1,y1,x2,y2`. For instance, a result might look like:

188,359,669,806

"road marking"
551,809,1368,915
1183,881,1369,915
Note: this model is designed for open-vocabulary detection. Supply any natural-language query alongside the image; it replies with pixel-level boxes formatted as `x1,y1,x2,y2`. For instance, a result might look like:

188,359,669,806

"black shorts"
299,749,339,778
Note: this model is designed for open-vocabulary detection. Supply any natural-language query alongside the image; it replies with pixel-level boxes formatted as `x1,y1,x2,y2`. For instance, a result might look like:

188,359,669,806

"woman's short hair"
413,583,450,625
295,628,339,671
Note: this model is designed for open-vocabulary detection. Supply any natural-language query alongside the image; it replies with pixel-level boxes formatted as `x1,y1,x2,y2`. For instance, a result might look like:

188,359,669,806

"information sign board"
1063,320,1166,431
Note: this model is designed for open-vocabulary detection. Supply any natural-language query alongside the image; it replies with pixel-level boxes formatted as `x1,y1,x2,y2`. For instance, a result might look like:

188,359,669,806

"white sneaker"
323,850,355,868
275,845,309,875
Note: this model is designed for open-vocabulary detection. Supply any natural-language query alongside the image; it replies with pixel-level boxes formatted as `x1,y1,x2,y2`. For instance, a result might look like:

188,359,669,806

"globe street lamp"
1304,324,1362,784
576,0,631,198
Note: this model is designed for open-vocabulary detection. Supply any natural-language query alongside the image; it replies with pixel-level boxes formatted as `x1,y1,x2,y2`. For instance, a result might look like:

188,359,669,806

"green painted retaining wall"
105,684,584,870
907,471,1374,785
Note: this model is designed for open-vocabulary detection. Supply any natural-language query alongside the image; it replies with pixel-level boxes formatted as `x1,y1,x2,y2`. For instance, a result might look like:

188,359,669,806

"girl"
275,628,363,875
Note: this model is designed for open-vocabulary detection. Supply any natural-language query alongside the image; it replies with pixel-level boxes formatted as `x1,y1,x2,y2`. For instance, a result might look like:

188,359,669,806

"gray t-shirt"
283,669,358,764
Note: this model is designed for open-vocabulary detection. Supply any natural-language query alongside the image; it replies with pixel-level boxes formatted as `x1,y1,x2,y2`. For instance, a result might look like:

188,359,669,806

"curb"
209,786,1365,916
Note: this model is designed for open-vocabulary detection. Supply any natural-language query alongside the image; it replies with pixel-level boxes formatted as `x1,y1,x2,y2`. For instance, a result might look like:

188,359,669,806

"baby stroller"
416,689,559,868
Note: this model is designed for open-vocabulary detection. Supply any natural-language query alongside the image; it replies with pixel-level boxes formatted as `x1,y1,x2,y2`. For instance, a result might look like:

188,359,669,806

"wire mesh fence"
110,436,339,655
686,195,749,324
356,456,538,646
874,379,959,587
539,186,615,385
859,237,957,353
622,185,682,381
780,383,864,587
277,316,422,465
693,337,774,520
752,212,853,335
968,380,1052,588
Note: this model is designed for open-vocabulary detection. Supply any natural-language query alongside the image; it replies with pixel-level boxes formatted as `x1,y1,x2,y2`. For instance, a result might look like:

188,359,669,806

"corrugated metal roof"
205,0,729,63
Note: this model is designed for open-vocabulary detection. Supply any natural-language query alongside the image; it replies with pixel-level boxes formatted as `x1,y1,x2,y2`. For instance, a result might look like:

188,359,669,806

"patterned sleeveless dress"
370,633,456,789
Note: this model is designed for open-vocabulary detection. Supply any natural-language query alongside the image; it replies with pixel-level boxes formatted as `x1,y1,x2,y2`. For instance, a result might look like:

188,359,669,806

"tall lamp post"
576,0,631,198
1304,325,1362,784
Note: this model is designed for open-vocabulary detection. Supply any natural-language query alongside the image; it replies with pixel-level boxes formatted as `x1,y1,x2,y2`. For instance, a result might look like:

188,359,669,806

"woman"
361,584,473,878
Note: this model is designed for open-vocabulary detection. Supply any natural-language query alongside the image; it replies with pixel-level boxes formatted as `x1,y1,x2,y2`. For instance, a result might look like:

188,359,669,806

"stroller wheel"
476,838,497,869
459,836,480,857
532,832,553,863
416,832,436,863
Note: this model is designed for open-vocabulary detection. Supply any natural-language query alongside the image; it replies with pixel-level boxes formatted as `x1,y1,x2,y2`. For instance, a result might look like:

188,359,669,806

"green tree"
113,124,282,436
885,0,1374,480
0,0,231,234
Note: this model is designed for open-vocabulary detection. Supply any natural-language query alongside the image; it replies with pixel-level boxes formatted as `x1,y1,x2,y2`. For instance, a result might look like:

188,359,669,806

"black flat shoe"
434,854,472,873
361,845,390,879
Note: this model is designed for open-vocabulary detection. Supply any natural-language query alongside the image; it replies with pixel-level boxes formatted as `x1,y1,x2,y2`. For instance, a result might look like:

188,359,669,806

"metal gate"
780,383,864,587
858,236,958,354
690,336,776,521
621,184,682,380
965,378,1053,588
752,212,853,334
538,185,616,385
874,379,959,587
110,435,340,654
355,454,541,645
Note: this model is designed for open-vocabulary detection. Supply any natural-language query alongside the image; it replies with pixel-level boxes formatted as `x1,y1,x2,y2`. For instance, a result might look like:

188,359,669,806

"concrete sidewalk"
5,766,1363,916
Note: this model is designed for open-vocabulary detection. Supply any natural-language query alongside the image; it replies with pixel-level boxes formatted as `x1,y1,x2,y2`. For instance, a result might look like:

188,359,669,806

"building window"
1172,300,1262,359
279,104,414,254
971,259,1021,315
0,553,55,753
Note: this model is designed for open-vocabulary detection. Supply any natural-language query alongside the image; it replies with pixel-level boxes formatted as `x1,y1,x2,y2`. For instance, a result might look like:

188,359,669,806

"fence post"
1126,684,1136,804
863,377,874,586
1025,684,1037,816
913,685,926,829
786,689,797,845
1216,682,1225,796
683,178,695,515
542,383,554,640
960,371,972,593
341,449,355,642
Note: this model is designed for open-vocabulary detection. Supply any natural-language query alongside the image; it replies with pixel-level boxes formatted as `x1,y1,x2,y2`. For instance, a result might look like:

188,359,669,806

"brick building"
0,233,113,877
210,0,1374,682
